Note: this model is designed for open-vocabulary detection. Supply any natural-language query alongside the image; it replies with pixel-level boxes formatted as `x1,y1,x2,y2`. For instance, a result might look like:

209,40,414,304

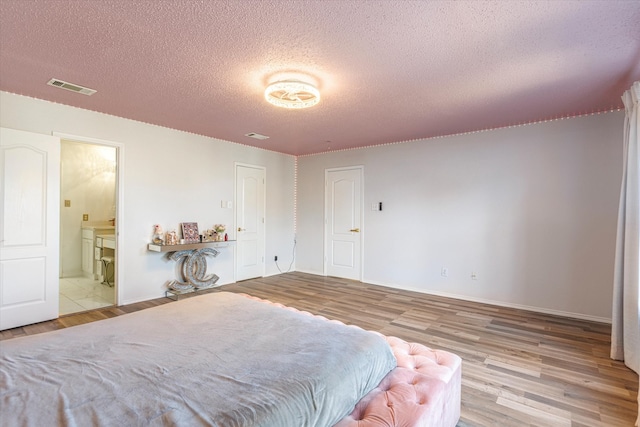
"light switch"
64,200,71,207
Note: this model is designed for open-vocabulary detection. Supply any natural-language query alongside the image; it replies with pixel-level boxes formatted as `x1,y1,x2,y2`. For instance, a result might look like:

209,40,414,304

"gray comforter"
0,292,396,426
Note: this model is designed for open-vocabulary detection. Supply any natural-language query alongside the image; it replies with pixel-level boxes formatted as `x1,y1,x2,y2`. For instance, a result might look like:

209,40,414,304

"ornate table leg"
168,248,220,291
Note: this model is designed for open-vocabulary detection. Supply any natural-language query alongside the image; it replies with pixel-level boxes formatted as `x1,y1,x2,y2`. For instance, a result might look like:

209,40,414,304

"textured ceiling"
1,1,639,155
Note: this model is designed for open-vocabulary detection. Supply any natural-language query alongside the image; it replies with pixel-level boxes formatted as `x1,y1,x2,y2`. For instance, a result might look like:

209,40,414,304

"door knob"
238,227,245,232
349,228,360,232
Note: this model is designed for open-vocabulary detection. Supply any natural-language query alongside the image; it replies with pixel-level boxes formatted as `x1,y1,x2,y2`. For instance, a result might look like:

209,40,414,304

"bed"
0,292,461,426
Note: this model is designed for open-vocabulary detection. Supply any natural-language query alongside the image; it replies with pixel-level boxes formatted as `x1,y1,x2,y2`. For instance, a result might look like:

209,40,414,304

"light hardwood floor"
2,272,637,426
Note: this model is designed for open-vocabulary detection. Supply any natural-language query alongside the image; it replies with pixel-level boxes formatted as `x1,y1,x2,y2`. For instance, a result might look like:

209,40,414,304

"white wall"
2,90,622,321
297,113,624,322
60,141,116,277
1,91,296,304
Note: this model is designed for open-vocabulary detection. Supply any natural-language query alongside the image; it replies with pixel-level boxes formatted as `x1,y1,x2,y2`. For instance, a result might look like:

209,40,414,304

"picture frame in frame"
181,222,199,243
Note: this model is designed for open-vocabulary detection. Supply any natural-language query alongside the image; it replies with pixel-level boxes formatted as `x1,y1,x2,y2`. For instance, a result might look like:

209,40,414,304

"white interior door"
1,127,60,330
325,167,363,280
235,164,265,281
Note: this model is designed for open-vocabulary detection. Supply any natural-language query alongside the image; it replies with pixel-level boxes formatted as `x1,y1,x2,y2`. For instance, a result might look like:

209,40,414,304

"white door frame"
234,162,266,281
53,132,124,306
324,165,364,280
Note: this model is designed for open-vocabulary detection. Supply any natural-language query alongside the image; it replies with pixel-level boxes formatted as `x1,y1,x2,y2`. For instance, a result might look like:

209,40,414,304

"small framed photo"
181,222,199,243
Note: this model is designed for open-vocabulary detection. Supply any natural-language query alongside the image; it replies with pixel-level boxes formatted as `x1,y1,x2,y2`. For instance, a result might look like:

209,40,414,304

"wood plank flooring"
1,272,637,426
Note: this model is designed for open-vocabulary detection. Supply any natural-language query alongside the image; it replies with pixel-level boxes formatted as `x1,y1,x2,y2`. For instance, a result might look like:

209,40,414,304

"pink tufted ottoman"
334,335,461,427
239,294,462,427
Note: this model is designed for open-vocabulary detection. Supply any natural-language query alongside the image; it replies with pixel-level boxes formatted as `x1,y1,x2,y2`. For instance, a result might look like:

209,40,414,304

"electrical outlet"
274,255,278,261
82,214,89,221
441,267,448,277
471,272,478,280
64,200,71,207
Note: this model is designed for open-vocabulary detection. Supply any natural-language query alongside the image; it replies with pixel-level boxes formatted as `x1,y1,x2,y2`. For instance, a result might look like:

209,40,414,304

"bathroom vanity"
81,223,115,280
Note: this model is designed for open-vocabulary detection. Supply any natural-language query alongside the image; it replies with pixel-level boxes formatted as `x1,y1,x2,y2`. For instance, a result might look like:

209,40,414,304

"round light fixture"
264,80,320,109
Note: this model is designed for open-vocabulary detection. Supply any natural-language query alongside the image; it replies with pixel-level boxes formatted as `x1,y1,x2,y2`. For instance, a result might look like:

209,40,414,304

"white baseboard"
121,294,166,306
263,271,285,277
120,280,237,306
362,278,611,324
293,268,324,276
60,270,83,279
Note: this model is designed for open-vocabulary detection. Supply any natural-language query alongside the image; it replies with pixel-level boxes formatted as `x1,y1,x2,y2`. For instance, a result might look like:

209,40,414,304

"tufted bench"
335,335,461,427
239,294,462,427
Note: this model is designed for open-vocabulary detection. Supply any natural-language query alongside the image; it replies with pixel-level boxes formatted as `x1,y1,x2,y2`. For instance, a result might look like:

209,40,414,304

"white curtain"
611,80,640,426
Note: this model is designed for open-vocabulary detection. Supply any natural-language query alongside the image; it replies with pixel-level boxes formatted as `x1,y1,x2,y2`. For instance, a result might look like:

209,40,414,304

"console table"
148,241,234,300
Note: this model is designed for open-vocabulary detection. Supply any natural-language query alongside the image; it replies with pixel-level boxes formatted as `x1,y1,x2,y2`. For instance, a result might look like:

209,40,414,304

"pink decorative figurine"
152,224,164,244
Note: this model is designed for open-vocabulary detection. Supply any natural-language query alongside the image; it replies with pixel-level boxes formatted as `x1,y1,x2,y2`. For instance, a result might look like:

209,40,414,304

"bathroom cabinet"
81,237,93,273
81,224,115,279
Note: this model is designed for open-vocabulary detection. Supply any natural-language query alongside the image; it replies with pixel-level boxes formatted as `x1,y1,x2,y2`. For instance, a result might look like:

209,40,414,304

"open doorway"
59,140,117,315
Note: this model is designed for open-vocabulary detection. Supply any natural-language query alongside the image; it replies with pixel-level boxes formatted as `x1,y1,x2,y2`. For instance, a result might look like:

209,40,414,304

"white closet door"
325,167,363,280
235,164,265,281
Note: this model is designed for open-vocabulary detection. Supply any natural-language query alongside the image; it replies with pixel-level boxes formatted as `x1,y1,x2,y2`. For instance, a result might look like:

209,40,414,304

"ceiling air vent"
47,78,97,96
245,132,269,140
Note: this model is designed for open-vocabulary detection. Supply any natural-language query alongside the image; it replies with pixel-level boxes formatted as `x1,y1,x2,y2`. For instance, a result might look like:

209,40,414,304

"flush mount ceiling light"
264,80,320,109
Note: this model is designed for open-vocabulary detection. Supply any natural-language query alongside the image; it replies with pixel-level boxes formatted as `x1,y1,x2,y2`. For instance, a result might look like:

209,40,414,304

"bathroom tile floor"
59,276,115,316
